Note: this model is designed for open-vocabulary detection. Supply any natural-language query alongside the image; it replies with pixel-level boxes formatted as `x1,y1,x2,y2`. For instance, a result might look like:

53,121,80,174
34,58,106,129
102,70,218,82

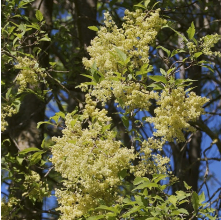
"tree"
1,0,221,219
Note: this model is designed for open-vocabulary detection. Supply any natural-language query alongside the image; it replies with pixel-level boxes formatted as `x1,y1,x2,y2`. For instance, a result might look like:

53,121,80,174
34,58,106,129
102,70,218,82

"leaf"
164,25,188,42
198,191,205,204
132,182,158,191
37,121,54,128
144,0,151,8
149,75,168,84
115,47,127,62
12,100,21,112
133,177,148,185
187,22,195,40
81,74,94,80
160,68,167,76
152,174,167,183
168,195,177,207
184,181,192,190
193,52,202,59
157,46,171,57
30,151,44,165
35,10,43,21
191,191,199,214
6,88,12,100
88,26,99,31
134,3,146,10
96,205,115,212
147,83,164,90
19,147,41,155
118,169,127,180
39,35,51,41
87,216,105,220
122,116,129,128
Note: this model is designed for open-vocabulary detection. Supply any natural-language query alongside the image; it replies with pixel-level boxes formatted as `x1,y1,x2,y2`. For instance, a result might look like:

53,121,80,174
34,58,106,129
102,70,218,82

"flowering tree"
1,0,221,219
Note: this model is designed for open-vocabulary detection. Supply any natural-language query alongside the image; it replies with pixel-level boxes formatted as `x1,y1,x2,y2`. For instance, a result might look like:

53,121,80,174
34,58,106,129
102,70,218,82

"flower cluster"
82,9,166,111
83,9,166,72
1,104,17,132
146,87,209,142
1,197,20,220
131,138,170,177
51,95,135,218
200,34,221,57
22,171,50,203
15,56,46,92
90,80,159,111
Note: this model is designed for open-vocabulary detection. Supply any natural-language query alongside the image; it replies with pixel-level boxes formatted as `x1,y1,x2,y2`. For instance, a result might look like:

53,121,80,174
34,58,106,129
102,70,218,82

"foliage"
1,0,221,220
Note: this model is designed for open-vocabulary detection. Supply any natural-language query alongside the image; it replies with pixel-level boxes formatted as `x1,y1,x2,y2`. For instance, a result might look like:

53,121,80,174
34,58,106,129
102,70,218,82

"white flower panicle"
83,9,166,71
1,105,17,132
52,94,135,218
131,138,170,177
51,7,210,219
15,56,46,92
146,87,209,142
82,9,166,109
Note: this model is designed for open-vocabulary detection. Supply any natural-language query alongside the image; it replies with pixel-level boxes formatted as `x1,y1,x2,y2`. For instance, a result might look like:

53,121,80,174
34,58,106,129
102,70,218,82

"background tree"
1,0,221,219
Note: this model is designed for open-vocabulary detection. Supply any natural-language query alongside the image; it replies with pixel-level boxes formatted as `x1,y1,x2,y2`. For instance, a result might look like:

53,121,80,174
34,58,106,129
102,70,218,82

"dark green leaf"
122,116,129,128
191,192,199,214
118,169,127,180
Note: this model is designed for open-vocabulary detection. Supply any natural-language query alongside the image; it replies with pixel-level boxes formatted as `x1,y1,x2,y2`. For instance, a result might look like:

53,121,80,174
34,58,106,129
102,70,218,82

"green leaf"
115,47,127,62
152,174,167,183
157,46,171,57
88,26,99,31
134,3,146,10
198,191,205,204
144,0,151,8
6,88,12,100
19,147,41,155
184,181,192,190
122,116,129,128
149,75,168,84
30,151,44,165
187,22,195,40
37,121,54,128
12,100,21,112
147,83,164,90
168,195,177,207
133,182,158,191
35,10,43,21
160,68,167,76
164,25,188,42
87,216,105,220
118,169,127,180
133,177,148,185
193,52,202,59
96,205,115,212
191,192,199,214
81,74,94,80
39,35,51,41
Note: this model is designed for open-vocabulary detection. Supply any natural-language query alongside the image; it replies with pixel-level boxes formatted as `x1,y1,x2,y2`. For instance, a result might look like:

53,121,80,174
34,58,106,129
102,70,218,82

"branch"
189,121,221,154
